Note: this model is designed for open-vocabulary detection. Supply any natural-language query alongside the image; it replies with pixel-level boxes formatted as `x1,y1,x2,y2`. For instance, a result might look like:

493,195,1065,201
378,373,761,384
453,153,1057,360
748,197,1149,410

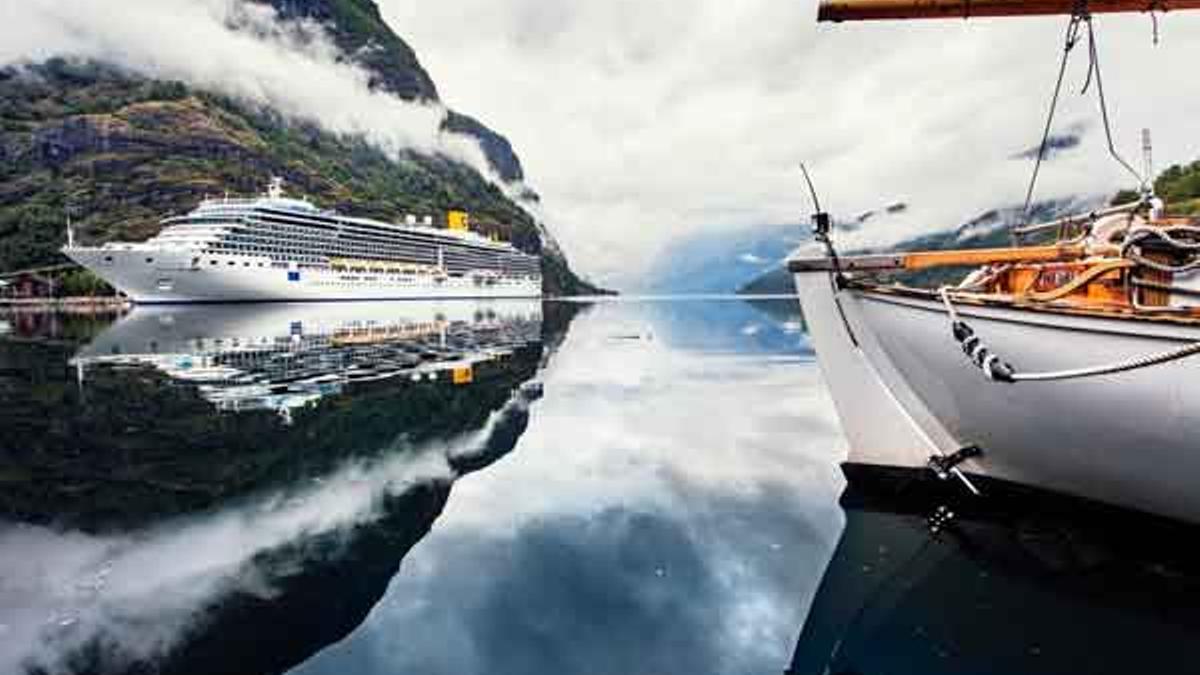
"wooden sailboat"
790,0,1200,523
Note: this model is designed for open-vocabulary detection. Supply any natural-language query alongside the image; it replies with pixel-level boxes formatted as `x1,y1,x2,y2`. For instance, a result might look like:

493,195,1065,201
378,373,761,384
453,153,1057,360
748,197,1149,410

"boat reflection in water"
789,466,1200,675
0,299,569,675
73,301,544,420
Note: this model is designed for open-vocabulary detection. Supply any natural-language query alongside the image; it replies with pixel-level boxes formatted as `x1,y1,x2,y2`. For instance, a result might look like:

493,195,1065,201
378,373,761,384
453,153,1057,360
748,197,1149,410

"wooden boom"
788,243,1103,273
818,0,1200,21
903,244,1091,269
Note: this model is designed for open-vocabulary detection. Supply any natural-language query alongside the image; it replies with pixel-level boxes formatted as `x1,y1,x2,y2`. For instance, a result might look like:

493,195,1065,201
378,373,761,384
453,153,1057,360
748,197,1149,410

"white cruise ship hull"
791,263,1200,524
64,247,541,303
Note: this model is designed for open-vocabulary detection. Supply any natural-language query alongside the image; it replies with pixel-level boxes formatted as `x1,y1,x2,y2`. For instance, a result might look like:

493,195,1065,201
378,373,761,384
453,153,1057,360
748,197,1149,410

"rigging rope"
1018,12,1146,237
1019,15,1085,235
1085,18,1145,189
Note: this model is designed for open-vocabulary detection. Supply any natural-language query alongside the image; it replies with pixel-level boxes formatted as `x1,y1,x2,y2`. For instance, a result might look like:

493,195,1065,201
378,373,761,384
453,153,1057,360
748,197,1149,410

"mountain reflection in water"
2,301,546,531
0,299,557,675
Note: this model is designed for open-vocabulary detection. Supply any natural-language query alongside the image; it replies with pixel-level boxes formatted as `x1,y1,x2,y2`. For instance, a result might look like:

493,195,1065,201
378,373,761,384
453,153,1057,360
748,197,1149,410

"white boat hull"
793,265,1200,523
63,247,541,303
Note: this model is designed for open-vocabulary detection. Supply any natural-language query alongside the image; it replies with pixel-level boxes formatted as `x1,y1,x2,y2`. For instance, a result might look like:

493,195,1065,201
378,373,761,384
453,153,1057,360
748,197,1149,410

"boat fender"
950,320,1016,383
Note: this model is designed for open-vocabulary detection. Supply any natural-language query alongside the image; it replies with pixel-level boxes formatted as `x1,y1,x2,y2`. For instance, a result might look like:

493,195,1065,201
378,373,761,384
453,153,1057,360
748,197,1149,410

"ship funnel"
267,176,285,199
447,210,471,232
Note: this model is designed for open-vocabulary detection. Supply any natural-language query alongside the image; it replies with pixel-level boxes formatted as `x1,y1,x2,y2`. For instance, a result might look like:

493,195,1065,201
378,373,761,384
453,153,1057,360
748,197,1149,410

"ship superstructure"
63,178,542,302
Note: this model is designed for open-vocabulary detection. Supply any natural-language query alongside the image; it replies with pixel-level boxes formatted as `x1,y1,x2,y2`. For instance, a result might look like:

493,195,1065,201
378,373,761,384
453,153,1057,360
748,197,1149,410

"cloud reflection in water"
294,299,846,675
0,394,537,675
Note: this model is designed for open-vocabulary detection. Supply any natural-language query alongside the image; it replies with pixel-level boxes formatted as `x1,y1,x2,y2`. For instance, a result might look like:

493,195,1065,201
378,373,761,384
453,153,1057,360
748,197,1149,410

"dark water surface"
2,298,1199,675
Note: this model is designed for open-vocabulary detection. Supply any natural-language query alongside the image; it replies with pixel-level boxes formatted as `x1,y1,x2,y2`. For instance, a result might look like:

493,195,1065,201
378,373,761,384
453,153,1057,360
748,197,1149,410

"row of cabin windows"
200,211,524,259
220,231,505,260
211,242,530,273
221,222,530,257
124,253,534,276
248,217,518,257
205,237,530,271
203,260,267,268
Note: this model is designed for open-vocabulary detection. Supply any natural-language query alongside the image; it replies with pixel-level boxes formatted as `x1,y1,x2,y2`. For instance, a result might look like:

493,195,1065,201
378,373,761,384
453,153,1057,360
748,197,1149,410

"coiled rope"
939,288,1200,382
1122,225,1200,273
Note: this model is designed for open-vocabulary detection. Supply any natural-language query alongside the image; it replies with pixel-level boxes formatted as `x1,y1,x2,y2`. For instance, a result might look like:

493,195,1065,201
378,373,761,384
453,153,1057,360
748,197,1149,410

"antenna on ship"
1142,128,1154,191
65,210,75,248
1141,128,1166,218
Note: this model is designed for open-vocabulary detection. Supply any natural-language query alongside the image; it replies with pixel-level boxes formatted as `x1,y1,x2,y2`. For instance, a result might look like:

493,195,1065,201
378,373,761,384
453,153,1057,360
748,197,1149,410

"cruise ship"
62,178,542,302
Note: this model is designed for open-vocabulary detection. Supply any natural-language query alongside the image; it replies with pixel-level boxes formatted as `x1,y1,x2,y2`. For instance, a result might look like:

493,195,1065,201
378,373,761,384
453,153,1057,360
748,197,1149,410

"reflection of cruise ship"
73,300,542,416
62,179,542,302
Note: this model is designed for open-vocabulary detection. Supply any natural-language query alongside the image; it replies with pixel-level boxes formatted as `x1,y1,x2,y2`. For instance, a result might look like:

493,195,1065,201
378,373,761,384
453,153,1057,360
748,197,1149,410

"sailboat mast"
819,0,1200,22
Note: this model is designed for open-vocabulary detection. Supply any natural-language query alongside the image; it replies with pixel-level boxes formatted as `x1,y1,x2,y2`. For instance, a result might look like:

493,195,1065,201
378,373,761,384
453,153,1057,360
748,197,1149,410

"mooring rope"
939,288,1200,383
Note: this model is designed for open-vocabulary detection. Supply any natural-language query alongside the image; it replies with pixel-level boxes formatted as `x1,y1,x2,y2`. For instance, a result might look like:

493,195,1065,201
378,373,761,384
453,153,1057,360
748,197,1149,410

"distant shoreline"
0,297,131,311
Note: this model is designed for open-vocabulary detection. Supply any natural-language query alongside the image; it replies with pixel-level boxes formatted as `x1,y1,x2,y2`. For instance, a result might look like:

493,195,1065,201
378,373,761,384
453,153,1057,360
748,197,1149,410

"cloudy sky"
5,1,1200,288
383,1,1200,287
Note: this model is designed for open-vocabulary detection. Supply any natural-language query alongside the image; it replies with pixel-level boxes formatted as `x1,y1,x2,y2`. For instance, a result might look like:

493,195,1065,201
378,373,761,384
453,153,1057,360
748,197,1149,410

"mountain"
740,155,1200,296
261,0,529,184
639,222,804,294
266,0,439,101
737,265,795,296
0,0,599,295
735,197,1100,295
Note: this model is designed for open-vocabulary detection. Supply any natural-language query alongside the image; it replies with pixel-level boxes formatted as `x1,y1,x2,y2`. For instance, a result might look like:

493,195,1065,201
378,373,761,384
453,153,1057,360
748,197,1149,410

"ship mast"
819,0,1200,21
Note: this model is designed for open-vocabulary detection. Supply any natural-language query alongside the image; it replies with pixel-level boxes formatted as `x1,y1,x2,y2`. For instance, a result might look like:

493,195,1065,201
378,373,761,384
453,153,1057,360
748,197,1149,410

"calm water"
2,298,1199,675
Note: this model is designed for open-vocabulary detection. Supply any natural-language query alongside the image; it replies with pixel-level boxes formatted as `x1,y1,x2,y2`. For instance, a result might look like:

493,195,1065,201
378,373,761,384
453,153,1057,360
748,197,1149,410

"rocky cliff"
258,0,530,183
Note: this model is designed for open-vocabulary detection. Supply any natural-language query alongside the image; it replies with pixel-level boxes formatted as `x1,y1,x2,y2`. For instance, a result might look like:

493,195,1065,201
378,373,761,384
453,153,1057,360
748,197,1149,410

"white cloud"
0,0,499,181
382,0,1200,288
